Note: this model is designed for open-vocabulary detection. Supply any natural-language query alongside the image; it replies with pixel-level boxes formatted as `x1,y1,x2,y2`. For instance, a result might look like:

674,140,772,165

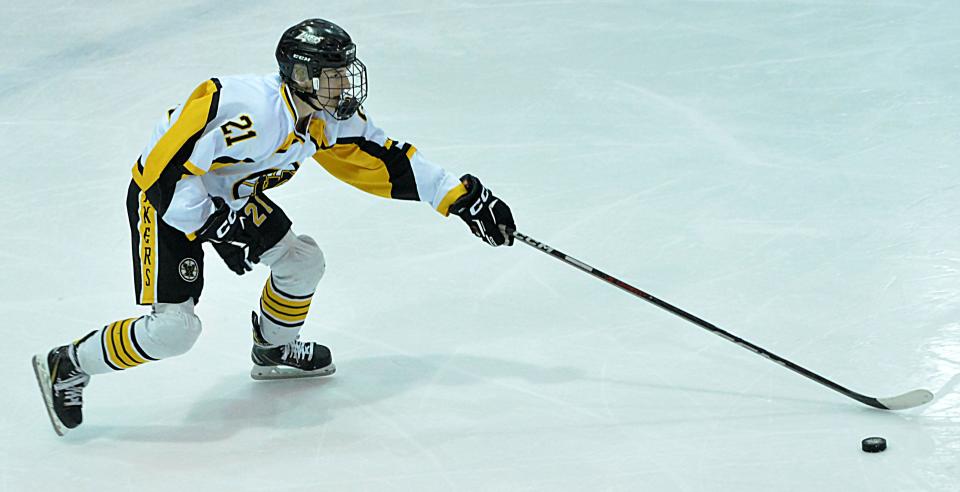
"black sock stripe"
263,287,312,312
75,329,97,347
269,275,313,300
261,295,310,318
261,309,305,328
109,322,138,369
116,319,143,367
100,326,122,371
334,137,419,200
128,317,158,361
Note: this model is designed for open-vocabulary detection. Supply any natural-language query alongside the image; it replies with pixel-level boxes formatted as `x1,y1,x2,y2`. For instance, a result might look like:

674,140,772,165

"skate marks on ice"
920,372,960,416
0,2,262,101
69,353,582,443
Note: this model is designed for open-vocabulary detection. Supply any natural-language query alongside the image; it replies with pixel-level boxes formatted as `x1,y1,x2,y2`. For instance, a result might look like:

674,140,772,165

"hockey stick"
512,231,934,411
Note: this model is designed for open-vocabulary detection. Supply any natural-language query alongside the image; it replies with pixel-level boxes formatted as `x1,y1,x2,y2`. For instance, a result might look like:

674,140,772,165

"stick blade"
876,389,935,410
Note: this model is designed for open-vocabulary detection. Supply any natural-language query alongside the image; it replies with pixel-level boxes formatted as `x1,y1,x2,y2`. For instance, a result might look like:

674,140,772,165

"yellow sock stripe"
112,322,142,368
118,318,148,365
265,277,313,308
105,322,136,369
261,287,311,320
103,322,126,369
260,297,309,323
261,289,312,317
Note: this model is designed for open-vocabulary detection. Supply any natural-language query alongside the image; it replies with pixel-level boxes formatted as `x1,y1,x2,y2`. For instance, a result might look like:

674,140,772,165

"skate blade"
250,363,336,381
31,354,68,437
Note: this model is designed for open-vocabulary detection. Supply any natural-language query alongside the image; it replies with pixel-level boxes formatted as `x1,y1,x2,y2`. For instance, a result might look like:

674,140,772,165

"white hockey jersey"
131,73,467,236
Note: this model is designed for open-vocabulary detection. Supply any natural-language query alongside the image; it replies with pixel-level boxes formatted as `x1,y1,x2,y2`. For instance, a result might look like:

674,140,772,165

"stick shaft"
512,231,886,409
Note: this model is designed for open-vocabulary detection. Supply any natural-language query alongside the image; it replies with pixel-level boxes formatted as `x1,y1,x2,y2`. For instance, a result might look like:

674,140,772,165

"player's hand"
197,197,263,275
449,174,515,247
209,241,254,275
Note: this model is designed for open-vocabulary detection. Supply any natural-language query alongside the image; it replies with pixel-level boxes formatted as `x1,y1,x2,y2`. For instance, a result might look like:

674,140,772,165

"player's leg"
31,180,205,435
72,300,202,374
240,193,334,380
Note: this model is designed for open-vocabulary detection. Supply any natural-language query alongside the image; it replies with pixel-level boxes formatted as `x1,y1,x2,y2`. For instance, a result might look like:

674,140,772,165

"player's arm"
132,79,224,220
132,78,277,272
310,111,515,246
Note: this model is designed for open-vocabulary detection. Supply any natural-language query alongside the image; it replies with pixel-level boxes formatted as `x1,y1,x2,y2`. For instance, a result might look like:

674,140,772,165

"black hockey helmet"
276,19,367,120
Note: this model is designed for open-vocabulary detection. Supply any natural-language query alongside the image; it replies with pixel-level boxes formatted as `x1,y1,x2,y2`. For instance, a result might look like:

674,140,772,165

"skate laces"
281,338,313,363
53,373,89,407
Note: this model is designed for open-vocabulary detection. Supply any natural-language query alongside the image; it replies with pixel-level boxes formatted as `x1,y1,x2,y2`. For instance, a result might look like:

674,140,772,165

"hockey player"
31,18,516,436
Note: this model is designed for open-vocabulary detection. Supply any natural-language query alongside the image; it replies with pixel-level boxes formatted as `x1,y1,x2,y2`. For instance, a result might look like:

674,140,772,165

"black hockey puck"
861,437,887,453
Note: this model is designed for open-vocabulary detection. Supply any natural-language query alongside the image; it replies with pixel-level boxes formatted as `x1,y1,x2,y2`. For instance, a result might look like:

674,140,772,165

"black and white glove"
196,197,263,275
449,174,516,247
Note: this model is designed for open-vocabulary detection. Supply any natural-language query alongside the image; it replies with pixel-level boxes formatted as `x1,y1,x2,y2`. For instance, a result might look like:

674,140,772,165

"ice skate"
250,312,335,380
31,344,90,436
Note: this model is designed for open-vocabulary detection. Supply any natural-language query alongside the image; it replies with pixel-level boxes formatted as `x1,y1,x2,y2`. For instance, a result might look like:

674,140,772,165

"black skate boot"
250,312,335,380
31,344,90,436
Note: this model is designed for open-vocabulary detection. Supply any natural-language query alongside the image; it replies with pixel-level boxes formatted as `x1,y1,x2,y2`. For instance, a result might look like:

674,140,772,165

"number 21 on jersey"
220,114,257,147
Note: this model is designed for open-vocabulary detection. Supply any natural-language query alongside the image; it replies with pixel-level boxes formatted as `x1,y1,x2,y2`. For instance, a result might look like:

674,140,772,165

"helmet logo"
295,31,323,44
293,54,311,62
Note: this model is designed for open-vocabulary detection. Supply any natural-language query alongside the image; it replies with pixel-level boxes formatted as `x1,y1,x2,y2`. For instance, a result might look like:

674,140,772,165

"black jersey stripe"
212,155,255,165
334,137,420,201
135,78,222,215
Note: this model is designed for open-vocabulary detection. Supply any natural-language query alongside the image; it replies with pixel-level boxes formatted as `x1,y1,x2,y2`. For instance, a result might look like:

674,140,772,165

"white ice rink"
3,0,960,490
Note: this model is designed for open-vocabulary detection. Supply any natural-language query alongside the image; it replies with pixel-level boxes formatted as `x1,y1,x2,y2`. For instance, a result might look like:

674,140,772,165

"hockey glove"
449,174,516,247
196,197,263,275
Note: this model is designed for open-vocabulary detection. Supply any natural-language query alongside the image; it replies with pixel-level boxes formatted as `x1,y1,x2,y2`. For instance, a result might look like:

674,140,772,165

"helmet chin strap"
292,89,332,114
291,75,356,120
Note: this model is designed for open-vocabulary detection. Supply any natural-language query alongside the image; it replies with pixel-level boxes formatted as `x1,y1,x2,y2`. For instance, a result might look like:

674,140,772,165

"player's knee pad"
269,233,325,289
138,302,202,359
293,234,325,283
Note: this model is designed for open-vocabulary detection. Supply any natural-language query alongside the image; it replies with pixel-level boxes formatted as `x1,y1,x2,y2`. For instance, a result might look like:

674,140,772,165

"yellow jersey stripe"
437,183,468,216
280,83,298,122
307,118,329,149
316,142,393,198
274,132,304,154
138,191,156,304
132,79,221,191
316,137,420,201
183,160,206,176
210,162,236,171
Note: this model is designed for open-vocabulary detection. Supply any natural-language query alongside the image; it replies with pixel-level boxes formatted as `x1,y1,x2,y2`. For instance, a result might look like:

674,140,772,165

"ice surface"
2,1,960,490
